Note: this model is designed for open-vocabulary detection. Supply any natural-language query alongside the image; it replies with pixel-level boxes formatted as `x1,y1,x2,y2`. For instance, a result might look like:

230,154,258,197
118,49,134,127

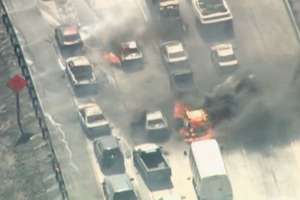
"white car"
145,111,168,134
120,41,143,62
78,103,111,137
211,43,239,73
160,40,188,64
192,0,233,24
66,56,96,87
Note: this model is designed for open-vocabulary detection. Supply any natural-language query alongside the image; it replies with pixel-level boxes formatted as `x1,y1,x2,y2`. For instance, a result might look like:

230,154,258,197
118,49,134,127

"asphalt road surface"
4,0,300,199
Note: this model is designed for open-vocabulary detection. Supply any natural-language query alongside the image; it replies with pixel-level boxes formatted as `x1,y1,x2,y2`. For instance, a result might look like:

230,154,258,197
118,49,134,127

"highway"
4,0,300,199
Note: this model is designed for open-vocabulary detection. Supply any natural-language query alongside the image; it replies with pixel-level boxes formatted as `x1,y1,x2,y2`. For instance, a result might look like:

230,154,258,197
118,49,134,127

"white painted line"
45,112,80,172
135,0,148,22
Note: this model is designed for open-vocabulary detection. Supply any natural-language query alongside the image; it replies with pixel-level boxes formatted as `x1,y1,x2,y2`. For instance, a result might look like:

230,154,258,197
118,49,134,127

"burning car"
119,41,143,63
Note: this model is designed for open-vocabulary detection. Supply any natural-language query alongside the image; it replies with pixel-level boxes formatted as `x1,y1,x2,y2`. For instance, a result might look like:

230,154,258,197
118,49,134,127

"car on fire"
54,24,83,50
94,135,125,174
145,111,169,135
119,41,143,63
192,0,233,24
65,56,96,88
77,102,111,138
160,40,189,66
211,43,239,74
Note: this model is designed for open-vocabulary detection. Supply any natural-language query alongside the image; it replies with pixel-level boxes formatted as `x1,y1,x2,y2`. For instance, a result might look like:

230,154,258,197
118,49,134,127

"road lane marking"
134,0,148,22
45,112,80,172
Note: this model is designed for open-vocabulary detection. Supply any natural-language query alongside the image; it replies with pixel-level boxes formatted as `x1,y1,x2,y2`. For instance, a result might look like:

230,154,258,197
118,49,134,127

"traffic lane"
27,40,103,200
7,6,103,199
178,0,226,94
228,0,299,86
222,138,300,200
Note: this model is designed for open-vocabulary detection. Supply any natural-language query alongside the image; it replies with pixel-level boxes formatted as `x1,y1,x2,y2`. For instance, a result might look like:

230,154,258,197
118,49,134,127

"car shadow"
196,20,235,44
146,178,174,191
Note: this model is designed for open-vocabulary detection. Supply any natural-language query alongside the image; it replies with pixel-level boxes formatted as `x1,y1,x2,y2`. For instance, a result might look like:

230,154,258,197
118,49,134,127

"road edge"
283,0,300,42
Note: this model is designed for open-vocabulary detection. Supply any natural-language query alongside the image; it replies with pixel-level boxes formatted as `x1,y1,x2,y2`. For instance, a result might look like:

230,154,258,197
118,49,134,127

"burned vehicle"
203,72,258,124
94,135,125,174
78,102,111,138
65,56,96,88
55,24,83,50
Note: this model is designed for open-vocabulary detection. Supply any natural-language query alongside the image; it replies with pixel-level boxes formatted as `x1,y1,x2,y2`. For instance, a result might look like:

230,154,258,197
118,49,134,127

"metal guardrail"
0,1,69,199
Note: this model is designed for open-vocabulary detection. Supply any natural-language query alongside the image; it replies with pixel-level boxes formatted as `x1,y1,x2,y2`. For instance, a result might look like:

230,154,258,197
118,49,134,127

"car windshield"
71,66,93,81
87,114,105,123
169,51,186,59
114,191,137,200
123,48,139,56
219,54,236,62
148,118,164,127
160,6,180,18
64,34,80,42
174,73,192,83
104,148,121,159
198,0,226,13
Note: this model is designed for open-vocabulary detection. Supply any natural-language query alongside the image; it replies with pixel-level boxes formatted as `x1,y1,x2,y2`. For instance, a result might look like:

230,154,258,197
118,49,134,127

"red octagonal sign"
7,74,27,93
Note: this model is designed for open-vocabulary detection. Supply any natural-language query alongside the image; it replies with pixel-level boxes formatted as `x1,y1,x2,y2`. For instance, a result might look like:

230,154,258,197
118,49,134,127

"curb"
283,0,300,42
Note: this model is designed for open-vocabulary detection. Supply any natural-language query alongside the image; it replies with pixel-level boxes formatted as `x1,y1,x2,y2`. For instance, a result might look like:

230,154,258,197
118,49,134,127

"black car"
54,24,83,50
94,136,124,174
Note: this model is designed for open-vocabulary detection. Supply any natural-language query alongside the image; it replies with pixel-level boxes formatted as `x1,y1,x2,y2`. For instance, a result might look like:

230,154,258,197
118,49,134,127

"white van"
189,139,233,200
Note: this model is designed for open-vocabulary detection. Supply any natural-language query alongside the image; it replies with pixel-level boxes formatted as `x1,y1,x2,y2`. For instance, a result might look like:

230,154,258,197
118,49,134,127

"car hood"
121,52,143,61
87,120,109,128
168,56,188,63
219,60,238,67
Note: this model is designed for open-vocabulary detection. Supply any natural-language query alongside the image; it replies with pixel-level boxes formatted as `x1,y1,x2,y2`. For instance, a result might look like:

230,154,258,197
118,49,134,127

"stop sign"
7,74,27,93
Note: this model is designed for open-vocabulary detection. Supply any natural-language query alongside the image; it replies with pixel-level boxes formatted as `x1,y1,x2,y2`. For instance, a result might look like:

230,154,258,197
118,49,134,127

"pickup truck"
77,103,111,138
133,143,171,189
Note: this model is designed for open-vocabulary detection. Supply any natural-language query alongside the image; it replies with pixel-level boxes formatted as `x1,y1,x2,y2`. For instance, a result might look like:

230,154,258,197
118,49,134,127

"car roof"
105,174,134,193
61,24,79,36
160,0,179,7
146,111,163,121
213,43,234,57
171,67,192,76
190,139,226,178
83,103,103,117
95,135,119,150
67,56,91,67
121,41,137,49
164,41,184,54
134,143,160,153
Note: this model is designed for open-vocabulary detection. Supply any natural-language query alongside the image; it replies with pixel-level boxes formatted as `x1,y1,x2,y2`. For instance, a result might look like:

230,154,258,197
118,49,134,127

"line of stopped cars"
52,0,256,199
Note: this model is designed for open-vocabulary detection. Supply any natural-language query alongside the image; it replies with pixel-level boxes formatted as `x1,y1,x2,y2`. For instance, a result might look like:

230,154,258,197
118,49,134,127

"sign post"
7,74,31,144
